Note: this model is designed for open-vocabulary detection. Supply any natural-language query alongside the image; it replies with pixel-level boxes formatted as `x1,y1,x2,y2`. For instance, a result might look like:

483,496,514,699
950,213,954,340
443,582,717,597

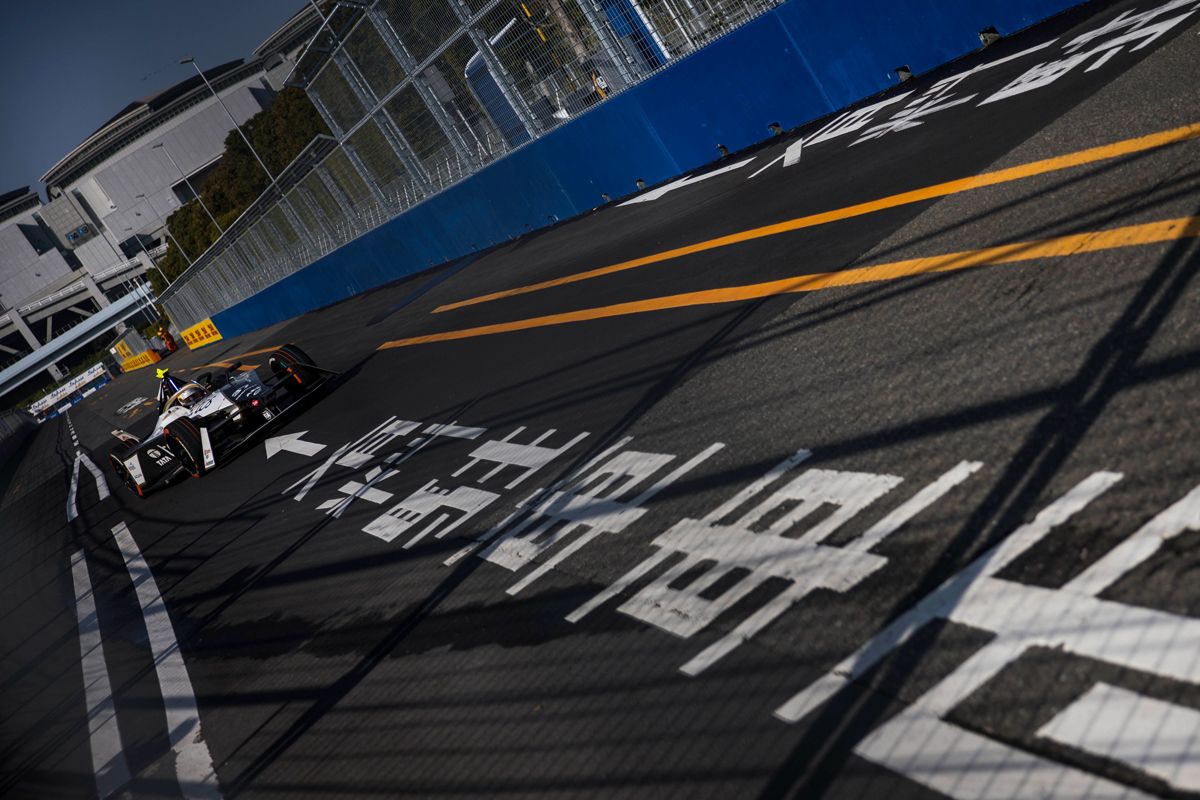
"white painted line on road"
675,460,983,676
67,457,82,521
567,448,812,624
112,522,222,800
779,477,1200,796
423,421,486,440
620,158,755,205
854,703,1148,800
1038,682,1200,792
774,471,1123,723
71,550,132,800
445,436,635,566
264,431,326,459
66,451,110,522
503,442,726,596
848,460,983,554
66,412,80,446
747,152,785,179
1065,480,1200,596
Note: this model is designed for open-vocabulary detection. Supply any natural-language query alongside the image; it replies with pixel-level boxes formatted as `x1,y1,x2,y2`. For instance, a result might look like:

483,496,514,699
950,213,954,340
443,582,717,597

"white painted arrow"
619,158,755,205
264,431,327,459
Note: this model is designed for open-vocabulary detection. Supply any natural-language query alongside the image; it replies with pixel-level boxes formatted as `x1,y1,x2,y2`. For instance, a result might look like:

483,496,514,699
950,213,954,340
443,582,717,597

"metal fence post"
369,111,434,194
314,161,358,221
574,0,638,86
365,9,489,163
341,139,392,205
446,0,544,139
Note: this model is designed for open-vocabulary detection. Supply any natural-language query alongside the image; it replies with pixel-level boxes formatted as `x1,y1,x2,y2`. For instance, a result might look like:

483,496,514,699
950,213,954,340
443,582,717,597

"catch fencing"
159,0,784,330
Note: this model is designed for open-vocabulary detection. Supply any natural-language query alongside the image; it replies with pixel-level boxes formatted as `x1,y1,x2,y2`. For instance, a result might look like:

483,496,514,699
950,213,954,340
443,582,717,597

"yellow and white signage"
120,350,161,371
181,318,223,350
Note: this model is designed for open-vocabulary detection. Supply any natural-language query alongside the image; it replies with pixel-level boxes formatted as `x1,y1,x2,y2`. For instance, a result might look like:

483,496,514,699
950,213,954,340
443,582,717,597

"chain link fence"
161,0,782,330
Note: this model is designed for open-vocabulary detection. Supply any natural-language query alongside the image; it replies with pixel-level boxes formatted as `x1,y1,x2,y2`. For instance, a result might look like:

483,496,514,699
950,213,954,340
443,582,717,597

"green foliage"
158,88,329,292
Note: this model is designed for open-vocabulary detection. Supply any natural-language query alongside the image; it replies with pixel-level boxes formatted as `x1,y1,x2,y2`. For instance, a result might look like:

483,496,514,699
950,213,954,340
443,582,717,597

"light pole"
135,193,194,268
181,56,314,249
181,57,276,182
123,226,171,287
153,142,223,233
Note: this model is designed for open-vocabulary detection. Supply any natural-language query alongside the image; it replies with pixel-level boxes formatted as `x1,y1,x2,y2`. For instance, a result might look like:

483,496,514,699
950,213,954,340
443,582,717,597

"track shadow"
757,201,1200,798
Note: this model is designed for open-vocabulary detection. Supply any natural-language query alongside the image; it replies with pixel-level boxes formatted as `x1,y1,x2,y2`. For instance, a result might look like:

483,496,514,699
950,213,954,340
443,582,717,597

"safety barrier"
112,329,162,372
180,318,224,350
206,0,1081,338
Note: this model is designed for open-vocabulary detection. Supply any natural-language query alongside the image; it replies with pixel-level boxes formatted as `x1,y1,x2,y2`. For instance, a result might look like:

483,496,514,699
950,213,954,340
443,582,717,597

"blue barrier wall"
214,0,1080,338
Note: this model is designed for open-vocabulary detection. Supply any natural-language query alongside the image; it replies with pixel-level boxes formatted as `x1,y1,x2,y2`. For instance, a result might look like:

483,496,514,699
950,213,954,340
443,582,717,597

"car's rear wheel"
268,343,317,389
108,445,145,498
164,418,207,477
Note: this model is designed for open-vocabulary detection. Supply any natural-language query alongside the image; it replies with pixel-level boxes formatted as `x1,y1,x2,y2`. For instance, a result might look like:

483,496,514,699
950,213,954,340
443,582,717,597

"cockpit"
157,369,209,416
167,384,207,411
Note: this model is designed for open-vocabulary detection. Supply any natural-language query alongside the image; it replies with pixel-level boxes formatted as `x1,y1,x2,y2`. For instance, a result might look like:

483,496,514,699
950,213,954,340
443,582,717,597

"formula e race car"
107,343,332,497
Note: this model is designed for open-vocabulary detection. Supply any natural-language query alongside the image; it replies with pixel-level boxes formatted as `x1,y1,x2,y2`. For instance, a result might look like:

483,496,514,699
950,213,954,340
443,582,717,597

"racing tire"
196,370,230,390
268,343,317,389
164,417,207,478
108,444,145,498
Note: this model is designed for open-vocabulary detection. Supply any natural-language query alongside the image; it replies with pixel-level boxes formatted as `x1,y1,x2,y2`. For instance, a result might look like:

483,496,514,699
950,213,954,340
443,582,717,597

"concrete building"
37,5,321,279
40,58,278,275
0,4,320,405
0,188,74,310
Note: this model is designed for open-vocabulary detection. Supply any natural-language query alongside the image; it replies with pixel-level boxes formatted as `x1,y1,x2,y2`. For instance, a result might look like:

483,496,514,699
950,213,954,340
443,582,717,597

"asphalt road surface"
4,1,1200,797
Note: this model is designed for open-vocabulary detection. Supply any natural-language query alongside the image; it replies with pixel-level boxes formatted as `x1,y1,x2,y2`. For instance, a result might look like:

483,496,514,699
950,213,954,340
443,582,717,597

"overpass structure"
0,280,156,400
0,248,158,379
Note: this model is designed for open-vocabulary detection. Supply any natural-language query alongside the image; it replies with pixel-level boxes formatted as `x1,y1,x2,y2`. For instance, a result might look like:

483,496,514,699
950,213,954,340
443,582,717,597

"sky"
0,0,307,197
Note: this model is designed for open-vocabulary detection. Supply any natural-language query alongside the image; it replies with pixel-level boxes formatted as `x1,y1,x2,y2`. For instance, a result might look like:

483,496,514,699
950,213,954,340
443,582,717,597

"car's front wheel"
164,418,207,478
108,445,145,498
268,343,317,389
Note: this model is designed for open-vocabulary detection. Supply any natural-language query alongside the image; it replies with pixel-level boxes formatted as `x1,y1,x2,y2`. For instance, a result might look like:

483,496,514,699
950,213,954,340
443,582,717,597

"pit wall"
213,0,1080,339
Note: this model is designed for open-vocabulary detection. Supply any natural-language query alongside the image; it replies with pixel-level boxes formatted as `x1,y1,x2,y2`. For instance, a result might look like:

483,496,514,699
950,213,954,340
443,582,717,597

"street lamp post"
181,57,277,181
153,142,223,233
123,226,171,287
135,193,194,268
181,56,315,249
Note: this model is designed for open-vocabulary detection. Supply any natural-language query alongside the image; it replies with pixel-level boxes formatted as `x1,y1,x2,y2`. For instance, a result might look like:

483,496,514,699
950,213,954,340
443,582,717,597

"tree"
159,87,329,304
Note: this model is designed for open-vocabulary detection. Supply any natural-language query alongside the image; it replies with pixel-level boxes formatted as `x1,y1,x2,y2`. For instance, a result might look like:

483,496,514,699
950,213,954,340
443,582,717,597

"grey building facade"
0,5,320,397
0,189,74,311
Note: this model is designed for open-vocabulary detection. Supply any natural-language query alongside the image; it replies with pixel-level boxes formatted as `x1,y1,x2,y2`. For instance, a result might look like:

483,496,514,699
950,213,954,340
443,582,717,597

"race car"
107,343,332,497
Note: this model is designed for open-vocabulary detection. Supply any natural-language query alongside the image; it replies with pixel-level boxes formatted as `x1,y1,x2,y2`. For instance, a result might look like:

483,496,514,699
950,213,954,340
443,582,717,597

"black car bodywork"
108,343,331,497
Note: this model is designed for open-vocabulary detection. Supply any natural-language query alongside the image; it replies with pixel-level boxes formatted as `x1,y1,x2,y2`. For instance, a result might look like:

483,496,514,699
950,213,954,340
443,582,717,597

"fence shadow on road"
757,197,1200,798
150,182,1200,795
17,154,1199,796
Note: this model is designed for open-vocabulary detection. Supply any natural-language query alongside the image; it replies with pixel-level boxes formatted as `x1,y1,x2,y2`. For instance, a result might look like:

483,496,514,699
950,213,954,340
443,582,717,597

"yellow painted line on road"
382,216,1200,349
185,345,280,372
434,122,1200,314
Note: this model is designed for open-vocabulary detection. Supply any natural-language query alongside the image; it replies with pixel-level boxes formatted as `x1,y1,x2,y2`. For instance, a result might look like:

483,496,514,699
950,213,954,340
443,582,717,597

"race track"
4,1,1200,796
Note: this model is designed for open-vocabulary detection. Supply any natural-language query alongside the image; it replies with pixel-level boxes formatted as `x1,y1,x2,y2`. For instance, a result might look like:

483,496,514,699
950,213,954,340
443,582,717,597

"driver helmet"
175,384,206,408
